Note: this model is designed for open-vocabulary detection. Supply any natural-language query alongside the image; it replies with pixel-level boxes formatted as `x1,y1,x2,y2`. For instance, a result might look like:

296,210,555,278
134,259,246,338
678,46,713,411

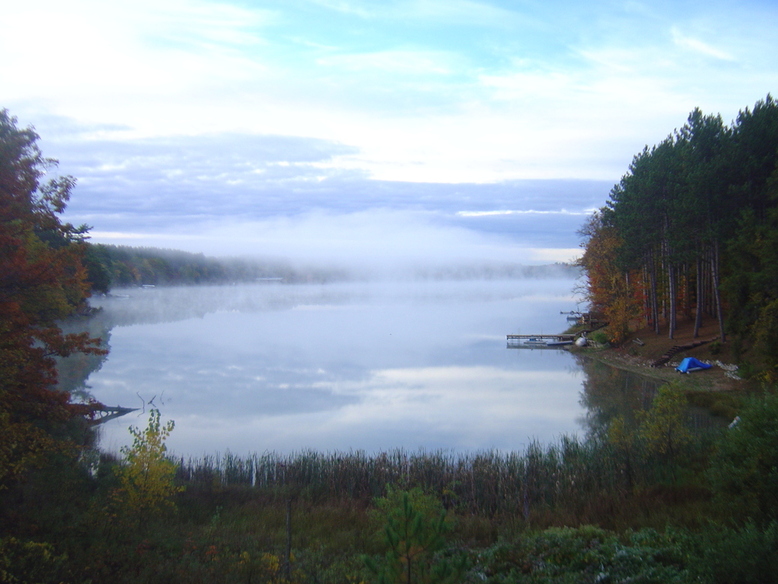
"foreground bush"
477,526,689,583
707,392,778,524
682,521,778,584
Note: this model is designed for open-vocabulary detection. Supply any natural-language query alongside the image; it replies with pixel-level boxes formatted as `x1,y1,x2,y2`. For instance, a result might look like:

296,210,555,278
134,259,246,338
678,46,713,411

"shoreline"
562,315,749,394
569,343,745,394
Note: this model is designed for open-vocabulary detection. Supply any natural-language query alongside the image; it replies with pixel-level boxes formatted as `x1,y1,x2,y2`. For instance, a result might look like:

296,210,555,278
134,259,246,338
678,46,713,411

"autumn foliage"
0,109,103,490
111,409,183,524
577,213,641,344
579,96,778,368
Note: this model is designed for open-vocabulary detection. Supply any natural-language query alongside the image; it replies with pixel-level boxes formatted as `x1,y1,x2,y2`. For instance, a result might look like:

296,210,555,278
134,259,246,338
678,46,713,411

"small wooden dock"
87,405,139,425
506,334,576,348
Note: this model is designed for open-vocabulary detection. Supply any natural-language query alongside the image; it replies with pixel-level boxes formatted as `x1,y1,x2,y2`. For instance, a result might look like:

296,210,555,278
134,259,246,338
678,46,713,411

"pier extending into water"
87,405,139,425
506,334,576,348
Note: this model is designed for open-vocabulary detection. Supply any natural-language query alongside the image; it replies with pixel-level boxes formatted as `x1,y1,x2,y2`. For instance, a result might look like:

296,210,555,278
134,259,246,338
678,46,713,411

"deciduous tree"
637,383,691,472
0,109,103,491
577,212,640,343
111,409,183,524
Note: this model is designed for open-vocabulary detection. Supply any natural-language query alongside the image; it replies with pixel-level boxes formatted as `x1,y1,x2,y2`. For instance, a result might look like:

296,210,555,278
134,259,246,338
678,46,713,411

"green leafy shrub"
708,392,778,524
478,526,688,583
0,537,68,584
637,383,691,460
683,521,778,584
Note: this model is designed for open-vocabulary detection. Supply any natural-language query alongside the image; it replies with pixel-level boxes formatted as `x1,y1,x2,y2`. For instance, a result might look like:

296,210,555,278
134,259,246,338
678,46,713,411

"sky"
3,0,777,270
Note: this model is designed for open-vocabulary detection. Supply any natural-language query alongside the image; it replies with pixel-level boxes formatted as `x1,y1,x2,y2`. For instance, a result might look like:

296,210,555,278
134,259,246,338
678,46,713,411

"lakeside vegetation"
3,99,778,582
578,95,778,381
8,389,778,583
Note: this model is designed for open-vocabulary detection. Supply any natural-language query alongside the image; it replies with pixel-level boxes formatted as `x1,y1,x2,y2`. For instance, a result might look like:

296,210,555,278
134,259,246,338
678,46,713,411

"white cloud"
317,49,456,76
530,247,581,263
308,0,525,27
671,27,736,62
87,207,565,270
2,1,272,89
5,0,778,258
457,209,594,218
306,0,375,18
408,0,532,28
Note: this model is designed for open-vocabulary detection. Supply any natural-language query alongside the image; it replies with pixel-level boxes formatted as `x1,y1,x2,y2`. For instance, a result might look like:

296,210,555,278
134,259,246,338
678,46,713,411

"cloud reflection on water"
90,278,585,455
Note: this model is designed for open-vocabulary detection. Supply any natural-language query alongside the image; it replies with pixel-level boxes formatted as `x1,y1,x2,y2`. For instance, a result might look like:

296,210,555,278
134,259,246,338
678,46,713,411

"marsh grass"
4,426,732,582
174,434,712,530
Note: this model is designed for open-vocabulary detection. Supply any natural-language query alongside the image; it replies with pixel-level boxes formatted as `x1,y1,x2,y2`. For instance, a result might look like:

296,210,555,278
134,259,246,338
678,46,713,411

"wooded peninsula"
3,99,778,583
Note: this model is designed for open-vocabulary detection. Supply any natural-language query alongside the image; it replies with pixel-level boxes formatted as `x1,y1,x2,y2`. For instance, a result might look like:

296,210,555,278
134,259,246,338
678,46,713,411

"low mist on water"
81,275,589,457
89,205,586,277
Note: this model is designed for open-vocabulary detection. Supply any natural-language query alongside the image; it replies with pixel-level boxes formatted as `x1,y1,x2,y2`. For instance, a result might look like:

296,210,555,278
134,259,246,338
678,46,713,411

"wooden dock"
87,405,139,425
506,334,576,348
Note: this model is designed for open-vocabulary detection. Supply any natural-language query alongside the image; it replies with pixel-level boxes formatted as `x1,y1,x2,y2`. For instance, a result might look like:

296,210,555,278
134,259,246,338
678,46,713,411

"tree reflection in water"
576,354,663,440
575,353,726,441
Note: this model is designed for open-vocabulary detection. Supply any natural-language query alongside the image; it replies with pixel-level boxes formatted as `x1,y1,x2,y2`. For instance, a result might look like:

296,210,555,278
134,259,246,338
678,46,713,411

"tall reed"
175,434,691,520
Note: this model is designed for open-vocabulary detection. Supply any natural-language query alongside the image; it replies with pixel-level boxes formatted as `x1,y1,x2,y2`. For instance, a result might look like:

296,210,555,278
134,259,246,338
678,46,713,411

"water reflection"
78,279,594,455
56,314,112,400
63,279,711,457
574,355,663,439
574,354,727,438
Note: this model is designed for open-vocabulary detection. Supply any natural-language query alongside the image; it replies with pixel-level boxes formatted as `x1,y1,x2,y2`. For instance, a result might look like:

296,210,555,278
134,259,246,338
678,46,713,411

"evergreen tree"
580,96,778,364
365,487,467,584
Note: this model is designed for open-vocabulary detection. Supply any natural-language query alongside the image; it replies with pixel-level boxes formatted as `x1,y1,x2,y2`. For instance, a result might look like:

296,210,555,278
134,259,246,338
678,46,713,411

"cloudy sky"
3,0,777,269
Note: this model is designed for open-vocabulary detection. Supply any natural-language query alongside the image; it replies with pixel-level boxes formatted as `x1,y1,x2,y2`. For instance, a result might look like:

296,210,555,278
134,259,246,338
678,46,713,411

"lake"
75,276,623,457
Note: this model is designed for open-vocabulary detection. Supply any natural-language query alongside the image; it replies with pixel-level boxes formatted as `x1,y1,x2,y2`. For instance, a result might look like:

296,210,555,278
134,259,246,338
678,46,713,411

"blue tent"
676,357,712,373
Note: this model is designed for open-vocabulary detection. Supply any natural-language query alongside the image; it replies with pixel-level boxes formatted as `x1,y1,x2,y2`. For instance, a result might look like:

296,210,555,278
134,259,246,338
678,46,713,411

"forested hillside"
81,244,579,292
82,244,310,291
579,96,778,378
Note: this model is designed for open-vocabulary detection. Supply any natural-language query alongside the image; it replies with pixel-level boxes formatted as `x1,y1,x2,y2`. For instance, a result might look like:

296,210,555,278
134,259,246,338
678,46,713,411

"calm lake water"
74,277,641,457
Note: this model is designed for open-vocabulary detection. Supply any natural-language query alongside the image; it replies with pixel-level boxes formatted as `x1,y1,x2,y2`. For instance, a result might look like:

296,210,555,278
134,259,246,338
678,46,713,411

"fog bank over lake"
87,277,589,456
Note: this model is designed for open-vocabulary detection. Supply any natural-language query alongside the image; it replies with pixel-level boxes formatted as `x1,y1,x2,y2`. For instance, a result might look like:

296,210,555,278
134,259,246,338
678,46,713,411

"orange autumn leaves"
578,214,641,345
0,109,103,489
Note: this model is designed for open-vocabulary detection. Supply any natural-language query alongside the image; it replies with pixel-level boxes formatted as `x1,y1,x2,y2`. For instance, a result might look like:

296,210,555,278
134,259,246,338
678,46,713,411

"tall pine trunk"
668,263,677,339
649,254,660,334
664,217,676,339
693,255,704,338
711,240,726,342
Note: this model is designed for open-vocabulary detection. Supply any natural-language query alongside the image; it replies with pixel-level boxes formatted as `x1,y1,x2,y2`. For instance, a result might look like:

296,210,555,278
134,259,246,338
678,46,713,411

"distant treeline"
82,243,580,292
579,95,778,375
408,261,580,281
82,244,346,292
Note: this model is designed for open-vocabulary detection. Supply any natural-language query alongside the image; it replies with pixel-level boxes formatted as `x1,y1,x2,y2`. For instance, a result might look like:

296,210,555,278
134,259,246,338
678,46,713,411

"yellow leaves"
112,409,183,521
579,212,645,342
0,536,67,582
636,384,691,457
227,549,304,583
0,410,68,490
604,289,641,344
607,383,691,458
260,551,281,572
607,415,632,452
